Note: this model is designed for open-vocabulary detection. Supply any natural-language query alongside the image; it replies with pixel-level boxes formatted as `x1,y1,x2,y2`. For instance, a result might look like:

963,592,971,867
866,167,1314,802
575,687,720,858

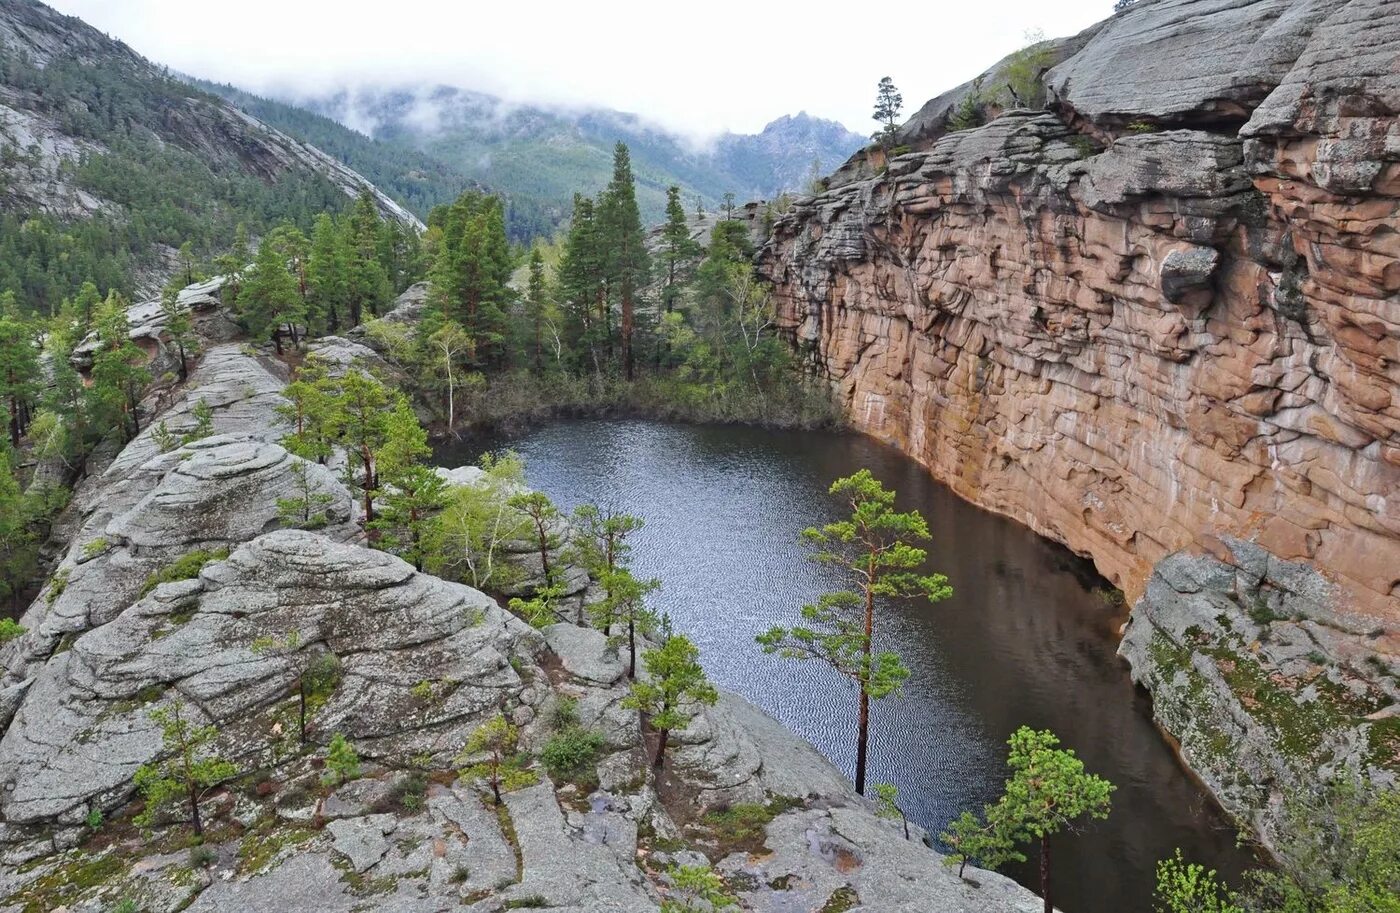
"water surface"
438,418,1254,913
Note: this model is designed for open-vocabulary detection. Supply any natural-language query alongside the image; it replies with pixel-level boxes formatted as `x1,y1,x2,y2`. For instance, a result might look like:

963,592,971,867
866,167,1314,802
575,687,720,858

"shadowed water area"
437,418,1257,913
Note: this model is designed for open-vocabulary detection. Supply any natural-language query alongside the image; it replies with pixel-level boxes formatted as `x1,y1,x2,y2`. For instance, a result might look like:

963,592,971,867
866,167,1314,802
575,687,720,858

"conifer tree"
872,77,904,150
277,354,338,464
599,142,649,380
660,186,697,315
525,246,549,371
623,630,717,769
241,238,303,354
558,195,605,373
306,213,350,334
758,469,951,795
0,292,40,447
158,282,195,382
88,292,149,442
133,701,236,838
333,369,393,523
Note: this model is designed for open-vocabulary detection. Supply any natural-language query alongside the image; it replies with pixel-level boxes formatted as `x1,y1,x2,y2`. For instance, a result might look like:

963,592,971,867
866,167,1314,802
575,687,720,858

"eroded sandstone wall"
761,0,1399,623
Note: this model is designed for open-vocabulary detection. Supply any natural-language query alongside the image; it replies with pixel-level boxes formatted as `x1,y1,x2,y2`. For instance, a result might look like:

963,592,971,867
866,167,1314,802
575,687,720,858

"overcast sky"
46,0,1112,138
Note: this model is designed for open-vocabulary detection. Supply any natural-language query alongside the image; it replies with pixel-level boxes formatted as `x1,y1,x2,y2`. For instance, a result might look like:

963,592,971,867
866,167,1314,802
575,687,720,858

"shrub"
0,618,25,644
540,727,605,784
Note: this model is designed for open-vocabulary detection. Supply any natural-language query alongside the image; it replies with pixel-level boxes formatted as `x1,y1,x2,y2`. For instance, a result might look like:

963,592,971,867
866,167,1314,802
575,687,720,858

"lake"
437,418,1255,913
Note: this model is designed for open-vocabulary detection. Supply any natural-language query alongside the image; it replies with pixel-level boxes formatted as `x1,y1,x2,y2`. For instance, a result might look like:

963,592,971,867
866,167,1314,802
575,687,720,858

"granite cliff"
0,289,1041,913
759,0,1399,851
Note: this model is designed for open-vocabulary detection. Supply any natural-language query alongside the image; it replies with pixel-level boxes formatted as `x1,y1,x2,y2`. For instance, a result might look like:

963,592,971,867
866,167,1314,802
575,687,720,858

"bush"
540,727,605,785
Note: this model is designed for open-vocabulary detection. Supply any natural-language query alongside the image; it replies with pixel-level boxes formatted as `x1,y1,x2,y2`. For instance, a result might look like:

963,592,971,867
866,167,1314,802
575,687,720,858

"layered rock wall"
762,0,1398,620
759,0,1399,843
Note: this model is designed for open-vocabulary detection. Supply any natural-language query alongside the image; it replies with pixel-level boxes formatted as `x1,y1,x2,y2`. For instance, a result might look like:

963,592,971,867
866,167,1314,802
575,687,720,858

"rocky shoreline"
0,340,1042,913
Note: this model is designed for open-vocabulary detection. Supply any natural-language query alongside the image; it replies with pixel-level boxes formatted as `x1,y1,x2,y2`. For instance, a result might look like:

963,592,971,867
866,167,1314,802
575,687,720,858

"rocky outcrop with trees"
758,0,1399,855
0,313,1042,912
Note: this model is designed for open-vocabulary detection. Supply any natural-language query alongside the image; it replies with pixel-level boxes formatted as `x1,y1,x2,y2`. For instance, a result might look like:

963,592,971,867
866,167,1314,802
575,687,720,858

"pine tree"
757,469,951,795
660,186,697,315
240,238,303,354
306,213,350,334
333,369,393,524
132,701,237,838
277,354,338,463
623,630,717,769
0,292,40,447
872,77,904,149
525,246,549,371
88,291,149,442
158,281,195,381
598,143,649,380
988,727,1115,913
557,195,605,373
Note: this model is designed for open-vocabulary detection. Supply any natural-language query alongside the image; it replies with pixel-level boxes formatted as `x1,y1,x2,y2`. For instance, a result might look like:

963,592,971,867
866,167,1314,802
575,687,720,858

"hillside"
291,85,865,229
0,0,417,311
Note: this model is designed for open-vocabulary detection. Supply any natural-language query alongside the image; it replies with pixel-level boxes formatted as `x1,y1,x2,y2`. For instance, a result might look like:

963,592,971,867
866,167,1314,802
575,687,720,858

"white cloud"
46,0,1112,137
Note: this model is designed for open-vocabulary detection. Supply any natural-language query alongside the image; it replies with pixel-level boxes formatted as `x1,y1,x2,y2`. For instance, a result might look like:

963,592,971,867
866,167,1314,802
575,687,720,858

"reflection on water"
437,418,1255,913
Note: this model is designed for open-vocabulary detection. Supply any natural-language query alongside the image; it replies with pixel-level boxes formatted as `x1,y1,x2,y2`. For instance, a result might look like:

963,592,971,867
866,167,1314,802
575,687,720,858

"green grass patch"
140,548,230,596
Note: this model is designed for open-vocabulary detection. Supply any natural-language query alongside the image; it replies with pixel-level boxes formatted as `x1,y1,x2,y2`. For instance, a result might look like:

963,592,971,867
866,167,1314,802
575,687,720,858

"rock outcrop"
759,0,1399,848
0,343,1042,913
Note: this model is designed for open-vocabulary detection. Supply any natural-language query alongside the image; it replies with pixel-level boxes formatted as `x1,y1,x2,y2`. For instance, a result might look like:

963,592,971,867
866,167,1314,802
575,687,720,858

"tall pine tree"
598,143,649,380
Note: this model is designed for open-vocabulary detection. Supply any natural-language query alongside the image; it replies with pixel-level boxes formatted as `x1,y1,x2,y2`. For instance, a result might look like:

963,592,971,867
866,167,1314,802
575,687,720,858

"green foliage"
871,76,904,148
985,726,1114,910
539,726,605,786
508,582,569,628
322,732,362,787
0,50,356,314
422,452,530,591
1126,120,1159,134
459,712,535,803
939,808,1023,877
139,548,229,596
277,459,336,530
660,863,737,912
0,618,25,643
758,469,951,792
1155,850,1244,913
133,701,237,836
1232,784,1400,913
623,631,718,769
428,191,514,363
996,31,1055,110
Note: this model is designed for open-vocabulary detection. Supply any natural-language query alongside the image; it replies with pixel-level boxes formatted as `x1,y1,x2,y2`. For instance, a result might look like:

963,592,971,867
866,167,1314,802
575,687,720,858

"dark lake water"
437,418,1255,913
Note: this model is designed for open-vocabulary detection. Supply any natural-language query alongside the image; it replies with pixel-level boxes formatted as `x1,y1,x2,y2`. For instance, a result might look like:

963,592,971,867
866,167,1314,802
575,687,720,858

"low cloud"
49,0,1110,139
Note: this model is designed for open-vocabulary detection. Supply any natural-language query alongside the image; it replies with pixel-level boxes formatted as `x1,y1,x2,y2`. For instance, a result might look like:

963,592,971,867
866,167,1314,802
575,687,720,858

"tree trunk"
1041,835,1051,913
621,280,634,381
856,563,876,796
272,327,284,355
627,615,636,679
653,727,669,768
7,395,17,448
177,341,188,381
856,687,870,795
189,782,203,837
